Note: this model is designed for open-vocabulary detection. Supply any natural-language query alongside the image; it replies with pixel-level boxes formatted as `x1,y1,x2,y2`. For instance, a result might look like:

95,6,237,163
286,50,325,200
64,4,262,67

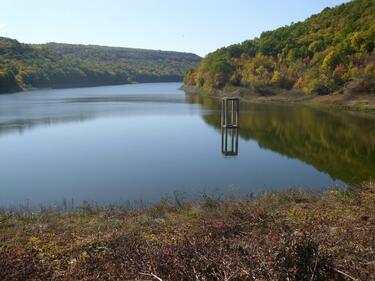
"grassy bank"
182,84,375,114
1,184,374,280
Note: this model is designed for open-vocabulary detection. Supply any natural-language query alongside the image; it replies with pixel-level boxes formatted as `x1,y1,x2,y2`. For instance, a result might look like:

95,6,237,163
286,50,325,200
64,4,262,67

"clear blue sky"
0,0,350,56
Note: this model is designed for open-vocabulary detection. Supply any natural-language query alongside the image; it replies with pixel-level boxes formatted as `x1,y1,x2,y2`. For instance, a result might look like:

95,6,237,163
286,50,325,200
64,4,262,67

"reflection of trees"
0,115,93,137
186,95,375,184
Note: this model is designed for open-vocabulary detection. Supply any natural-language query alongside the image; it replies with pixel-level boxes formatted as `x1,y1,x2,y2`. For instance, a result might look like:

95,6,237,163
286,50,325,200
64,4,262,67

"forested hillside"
185,0,375,95
0,38,201,93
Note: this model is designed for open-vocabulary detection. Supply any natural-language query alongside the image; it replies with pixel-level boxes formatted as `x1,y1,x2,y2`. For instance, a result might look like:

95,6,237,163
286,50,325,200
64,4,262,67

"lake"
0,82,374,207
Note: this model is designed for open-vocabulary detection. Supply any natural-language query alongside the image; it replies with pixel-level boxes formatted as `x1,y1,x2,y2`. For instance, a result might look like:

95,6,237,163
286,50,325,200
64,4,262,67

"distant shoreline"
0,36,200,96
0,79,184,95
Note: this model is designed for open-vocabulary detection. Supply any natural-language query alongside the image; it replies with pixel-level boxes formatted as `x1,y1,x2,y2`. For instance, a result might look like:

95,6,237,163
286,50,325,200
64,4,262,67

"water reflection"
186,94,375,184
0,83,361,206
0,83,197,138
221,127,239,156
0,115,94,137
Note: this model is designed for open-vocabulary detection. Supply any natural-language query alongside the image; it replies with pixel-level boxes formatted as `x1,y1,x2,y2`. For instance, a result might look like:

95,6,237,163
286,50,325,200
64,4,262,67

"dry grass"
0,183,374,280
183,84,375,114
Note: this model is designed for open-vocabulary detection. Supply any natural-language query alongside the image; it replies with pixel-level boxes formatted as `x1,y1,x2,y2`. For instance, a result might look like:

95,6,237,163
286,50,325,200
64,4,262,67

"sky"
0,0,350,57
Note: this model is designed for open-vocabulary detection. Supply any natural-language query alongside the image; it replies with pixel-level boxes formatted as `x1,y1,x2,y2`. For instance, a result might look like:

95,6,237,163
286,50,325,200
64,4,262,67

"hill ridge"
184,0,375,96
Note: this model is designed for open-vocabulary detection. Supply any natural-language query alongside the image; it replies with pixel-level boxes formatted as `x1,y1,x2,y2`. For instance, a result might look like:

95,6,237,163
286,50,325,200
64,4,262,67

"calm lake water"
0,82,374,207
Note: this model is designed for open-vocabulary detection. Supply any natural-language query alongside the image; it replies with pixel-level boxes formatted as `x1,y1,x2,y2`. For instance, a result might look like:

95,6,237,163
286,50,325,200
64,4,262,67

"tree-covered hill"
185,0,375,95
0,37,201,94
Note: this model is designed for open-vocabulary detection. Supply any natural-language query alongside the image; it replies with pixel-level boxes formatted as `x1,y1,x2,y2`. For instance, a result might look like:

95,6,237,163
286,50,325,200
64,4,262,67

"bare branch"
310,252,319,281
331,267,359,281
192,266,200,281
140,272,163,281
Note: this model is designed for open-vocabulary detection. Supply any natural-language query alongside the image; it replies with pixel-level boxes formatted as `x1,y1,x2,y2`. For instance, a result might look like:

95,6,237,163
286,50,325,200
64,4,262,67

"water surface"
0,82,374,206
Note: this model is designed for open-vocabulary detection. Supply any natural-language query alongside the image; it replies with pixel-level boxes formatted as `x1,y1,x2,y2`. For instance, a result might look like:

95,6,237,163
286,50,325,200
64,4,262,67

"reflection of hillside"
0,115,94,137
186,95,375,184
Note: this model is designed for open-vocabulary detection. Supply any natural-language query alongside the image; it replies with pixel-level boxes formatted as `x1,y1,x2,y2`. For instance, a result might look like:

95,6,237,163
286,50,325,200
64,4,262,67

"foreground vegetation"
0,38,201,94
0,183,374,280
185,0,375,97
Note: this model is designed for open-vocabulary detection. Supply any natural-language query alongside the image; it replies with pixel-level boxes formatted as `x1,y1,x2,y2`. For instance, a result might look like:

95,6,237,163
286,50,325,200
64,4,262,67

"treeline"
0,38,201,94
185,0,375,95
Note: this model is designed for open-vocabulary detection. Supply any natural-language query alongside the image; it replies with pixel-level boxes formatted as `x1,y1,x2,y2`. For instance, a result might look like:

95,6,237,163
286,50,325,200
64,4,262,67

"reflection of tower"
222,127,239,156
221,98,239,156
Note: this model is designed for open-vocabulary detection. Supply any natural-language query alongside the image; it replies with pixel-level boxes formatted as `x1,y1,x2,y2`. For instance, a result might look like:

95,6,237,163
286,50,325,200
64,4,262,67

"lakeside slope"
183,84,375,112
1,183,374,280
184,0,375,105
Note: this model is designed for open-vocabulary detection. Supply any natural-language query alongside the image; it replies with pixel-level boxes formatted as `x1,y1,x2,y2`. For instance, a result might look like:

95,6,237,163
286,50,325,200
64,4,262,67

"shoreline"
0,80,184,95
1,183,374,280
182,84,375,114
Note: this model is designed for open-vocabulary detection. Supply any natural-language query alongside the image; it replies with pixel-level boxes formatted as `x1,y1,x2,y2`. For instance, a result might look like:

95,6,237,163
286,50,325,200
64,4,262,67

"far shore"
0,80,184,96
182,84,375,114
